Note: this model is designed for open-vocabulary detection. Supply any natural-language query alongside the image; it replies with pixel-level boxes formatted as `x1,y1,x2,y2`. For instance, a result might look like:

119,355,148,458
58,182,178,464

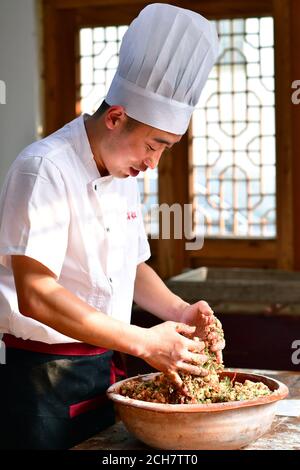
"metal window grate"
78,26,158,235
192,17,276,238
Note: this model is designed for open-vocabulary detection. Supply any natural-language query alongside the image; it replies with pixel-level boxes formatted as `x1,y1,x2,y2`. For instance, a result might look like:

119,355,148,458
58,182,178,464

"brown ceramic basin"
107,370,289,450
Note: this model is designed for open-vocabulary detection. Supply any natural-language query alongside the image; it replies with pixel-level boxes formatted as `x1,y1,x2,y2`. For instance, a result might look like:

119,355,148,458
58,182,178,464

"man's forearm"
20,276,146,357
133,262,189,321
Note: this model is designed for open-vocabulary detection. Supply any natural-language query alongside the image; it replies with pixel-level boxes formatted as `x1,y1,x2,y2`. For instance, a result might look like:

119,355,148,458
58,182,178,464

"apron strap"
2,334,108,356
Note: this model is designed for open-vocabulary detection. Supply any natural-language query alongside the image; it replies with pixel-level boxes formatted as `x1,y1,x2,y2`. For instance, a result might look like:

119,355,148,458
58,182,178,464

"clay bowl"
107,370,288,450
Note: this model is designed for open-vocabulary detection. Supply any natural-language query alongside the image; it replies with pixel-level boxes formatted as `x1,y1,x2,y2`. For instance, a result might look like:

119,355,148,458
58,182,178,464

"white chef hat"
106,3,219,135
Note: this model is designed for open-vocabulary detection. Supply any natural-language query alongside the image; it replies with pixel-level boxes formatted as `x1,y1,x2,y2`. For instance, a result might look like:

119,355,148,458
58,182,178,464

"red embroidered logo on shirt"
127,211,137,220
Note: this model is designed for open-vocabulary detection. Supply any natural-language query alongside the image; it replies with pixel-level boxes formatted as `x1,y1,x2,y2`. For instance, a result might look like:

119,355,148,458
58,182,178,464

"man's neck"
84,114,109,176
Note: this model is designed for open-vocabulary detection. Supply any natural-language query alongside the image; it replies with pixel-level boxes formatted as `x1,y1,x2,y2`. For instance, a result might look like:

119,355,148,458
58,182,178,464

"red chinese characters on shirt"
127,212,137,220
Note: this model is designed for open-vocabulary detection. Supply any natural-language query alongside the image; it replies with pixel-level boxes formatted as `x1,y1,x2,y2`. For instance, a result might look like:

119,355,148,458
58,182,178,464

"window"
193,17,275,239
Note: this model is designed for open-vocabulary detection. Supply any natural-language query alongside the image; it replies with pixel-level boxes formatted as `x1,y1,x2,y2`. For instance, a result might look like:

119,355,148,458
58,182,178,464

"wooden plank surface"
72,369,300,450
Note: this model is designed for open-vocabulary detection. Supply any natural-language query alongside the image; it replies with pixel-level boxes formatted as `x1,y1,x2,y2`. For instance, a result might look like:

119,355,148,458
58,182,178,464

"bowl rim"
106,369,289,413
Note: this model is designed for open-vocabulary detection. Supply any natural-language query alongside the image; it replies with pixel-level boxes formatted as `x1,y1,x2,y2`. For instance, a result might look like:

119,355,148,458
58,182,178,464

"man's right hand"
139,321,208,388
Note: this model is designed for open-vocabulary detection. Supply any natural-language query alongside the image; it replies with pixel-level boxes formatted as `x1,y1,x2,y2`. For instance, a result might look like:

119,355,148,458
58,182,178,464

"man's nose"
144,152,162,170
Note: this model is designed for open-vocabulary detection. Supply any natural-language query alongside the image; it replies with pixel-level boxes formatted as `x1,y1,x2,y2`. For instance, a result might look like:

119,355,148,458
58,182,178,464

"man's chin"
105,168,128,178
107,168,139,178
113,174,129,179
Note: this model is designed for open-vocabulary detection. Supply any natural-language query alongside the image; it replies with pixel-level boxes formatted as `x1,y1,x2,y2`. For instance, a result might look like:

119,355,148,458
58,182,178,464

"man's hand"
179,301,225,363
139,321,208,388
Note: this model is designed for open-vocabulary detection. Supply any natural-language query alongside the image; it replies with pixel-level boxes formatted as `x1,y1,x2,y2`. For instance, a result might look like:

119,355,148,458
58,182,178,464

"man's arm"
133,262,189,321
134,263,214,324
134,262,225,362
11,255,207,384
12,255,145,356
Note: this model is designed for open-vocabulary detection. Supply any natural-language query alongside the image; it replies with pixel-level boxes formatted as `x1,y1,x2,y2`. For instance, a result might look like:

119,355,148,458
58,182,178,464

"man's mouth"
129,167,140,177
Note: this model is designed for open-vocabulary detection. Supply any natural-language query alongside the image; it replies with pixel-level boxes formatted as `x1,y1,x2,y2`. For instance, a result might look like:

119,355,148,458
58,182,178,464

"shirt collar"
71,114,114,184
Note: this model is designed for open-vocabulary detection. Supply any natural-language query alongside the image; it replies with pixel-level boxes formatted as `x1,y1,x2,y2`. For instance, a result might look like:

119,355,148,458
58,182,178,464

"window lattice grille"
192,17,276,238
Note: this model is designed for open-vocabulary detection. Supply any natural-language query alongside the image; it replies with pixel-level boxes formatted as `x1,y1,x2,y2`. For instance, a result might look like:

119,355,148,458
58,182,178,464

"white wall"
0,0,40,189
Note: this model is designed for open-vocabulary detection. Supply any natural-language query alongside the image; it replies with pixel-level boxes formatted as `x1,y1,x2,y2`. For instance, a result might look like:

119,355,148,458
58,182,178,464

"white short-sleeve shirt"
0,115,151,343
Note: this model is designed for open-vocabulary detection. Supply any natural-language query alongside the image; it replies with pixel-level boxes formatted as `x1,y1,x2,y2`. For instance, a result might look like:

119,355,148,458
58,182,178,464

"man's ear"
104,105,126,130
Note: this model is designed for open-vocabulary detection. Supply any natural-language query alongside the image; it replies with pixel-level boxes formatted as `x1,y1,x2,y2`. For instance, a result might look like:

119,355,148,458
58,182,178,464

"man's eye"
147,145,156,152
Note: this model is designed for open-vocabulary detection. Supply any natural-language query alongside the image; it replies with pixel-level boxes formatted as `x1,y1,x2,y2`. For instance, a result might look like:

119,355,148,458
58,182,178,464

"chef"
0,3,223,449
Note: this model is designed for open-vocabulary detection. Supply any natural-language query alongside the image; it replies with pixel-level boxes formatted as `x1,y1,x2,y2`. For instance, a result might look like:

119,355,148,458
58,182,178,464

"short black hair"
94,100,110,117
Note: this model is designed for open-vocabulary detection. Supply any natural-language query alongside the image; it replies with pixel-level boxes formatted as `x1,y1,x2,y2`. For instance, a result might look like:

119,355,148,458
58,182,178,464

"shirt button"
109,277,113,283
94,184,97,190
106,227,110,232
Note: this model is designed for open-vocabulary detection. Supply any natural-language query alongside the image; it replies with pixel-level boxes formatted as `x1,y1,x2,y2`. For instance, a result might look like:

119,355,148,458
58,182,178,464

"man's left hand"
179,301,225,363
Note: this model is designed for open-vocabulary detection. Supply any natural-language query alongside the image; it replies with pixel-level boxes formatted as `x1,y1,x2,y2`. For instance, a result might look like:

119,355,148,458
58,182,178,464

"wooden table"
73,369,300,451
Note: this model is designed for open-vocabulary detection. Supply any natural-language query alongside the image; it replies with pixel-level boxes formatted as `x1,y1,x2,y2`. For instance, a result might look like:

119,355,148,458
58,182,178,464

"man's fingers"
201,310,213,317
183,351,208,365
176,323,196,336
166,370,182,388
166,371,191,397
204,316,214,325
176,361,209,377
186,338,206,353
197,301,214,316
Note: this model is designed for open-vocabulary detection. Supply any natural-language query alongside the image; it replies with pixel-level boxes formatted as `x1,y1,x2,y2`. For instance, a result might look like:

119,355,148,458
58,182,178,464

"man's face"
100,113,182,178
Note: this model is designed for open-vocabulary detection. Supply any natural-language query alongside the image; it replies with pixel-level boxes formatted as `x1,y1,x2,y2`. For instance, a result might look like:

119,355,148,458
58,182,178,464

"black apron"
0,335,126,449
